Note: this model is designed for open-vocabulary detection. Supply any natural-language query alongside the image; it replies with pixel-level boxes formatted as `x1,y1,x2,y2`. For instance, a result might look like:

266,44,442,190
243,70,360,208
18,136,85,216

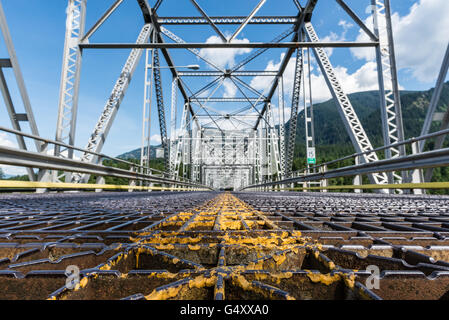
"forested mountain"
291,82,449,170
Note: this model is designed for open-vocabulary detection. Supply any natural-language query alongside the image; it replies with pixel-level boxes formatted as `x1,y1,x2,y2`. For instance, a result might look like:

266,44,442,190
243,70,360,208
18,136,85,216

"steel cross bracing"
267,103,282,180
0,0,411,192
54,0,86,183
371,0,405,185
157,16,299,25
303,48,316,174
277,76,287,178
285,47,304,177
169,78,178,177
152,47,170,172
304,22,388,186
73,24,152,183
0,1,43,181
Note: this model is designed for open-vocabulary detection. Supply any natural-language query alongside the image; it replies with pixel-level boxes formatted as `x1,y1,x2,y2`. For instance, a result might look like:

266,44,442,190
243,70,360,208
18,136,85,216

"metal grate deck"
0,191,449,300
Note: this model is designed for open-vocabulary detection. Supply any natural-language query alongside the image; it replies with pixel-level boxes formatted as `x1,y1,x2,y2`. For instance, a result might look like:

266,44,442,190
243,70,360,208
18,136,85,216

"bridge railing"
0,125,211,191
243,127,449,193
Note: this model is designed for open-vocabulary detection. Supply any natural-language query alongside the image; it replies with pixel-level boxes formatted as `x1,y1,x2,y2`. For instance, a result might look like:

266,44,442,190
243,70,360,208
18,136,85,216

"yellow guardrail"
278,182,449,191
0,180,209,191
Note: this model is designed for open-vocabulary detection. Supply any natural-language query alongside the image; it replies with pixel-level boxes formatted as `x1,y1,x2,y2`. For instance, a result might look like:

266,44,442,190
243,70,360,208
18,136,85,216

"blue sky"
0,0,448,175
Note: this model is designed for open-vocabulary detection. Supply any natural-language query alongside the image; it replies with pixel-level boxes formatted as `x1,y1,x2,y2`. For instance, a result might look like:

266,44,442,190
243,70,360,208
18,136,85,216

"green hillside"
289,82,449,193
117,145,161,160
292,82,449,166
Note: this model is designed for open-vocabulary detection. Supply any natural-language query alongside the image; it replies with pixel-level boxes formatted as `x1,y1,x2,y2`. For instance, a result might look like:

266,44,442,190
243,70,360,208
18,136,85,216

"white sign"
307,147,316,164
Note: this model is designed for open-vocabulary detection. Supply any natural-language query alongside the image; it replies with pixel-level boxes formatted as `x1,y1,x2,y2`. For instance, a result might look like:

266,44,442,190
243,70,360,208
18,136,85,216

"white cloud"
150,134,161,144
198,35,252,70
0,133,16,148
0,165,27,177
321,32,342,57
351,0,449,83
223,78,238,98
0,133,27,176
250,52,383,106
320,21,353,57
338,20,354,31
250,54,284,95
268,104,292,127
250,0,446,105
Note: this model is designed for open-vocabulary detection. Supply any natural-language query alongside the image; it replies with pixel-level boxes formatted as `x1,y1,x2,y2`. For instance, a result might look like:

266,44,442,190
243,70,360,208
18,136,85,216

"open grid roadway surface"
0,191,449,300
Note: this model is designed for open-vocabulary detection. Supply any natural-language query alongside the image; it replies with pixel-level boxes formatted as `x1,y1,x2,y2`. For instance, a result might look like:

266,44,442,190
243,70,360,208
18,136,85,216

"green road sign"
307,147,316,164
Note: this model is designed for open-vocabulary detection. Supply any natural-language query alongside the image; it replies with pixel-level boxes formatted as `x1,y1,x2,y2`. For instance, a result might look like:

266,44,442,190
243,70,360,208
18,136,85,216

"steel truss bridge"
0,0,449,302
0,0,448,193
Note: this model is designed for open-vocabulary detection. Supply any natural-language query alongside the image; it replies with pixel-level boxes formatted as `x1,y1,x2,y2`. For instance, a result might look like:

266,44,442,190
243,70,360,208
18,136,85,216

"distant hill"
117,144,161,160
292,81,449,163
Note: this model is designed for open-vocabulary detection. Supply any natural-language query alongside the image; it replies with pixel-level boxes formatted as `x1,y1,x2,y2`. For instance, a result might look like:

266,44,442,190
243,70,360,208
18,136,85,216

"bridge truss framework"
0,0,448,193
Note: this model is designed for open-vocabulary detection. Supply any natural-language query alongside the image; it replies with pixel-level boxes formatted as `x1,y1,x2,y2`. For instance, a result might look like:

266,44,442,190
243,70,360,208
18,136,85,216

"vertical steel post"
169,77,178,177
410,141,424,195
353,156,362,193
141,49,153,175
54,0,87,183
371,0,405,187
277,76,286,178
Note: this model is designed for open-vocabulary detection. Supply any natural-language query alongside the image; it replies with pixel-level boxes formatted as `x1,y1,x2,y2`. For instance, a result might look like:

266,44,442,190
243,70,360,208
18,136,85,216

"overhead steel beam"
154,0,163,12
0,2,41,145
231,26,295,73
145,7,197,122
336,0,378,42
371,0,405,187
160,26,224,72
419,44,449,182
191,98,268,103
189,0,227,42
228,0,266,42
157,16,298,25
79,41,376,49
178,71,278,77
137,0,152,23
0,67,36,181
80,0,123,43
254,0,318,129
152,48,170,171
169,78,178,176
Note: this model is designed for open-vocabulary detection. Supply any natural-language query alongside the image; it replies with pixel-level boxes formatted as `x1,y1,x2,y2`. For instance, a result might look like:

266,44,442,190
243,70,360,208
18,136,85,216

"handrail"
288,127,449,179
243,127,449,190
0,125,210,189
0,125,168,176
